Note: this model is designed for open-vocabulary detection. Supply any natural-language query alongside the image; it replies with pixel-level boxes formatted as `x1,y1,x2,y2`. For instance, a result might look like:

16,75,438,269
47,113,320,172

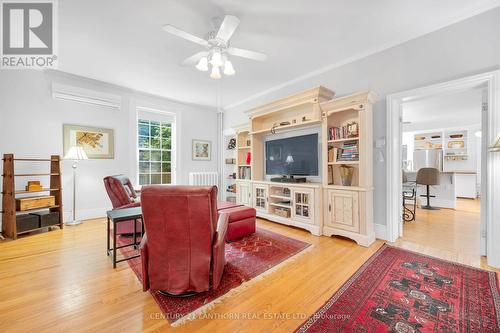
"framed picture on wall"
63,124,115,159
192,139,211,161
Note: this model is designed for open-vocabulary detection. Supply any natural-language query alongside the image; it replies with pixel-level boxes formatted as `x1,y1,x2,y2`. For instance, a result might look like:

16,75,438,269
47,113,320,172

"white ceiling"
402,88,483,132
58,0,500,108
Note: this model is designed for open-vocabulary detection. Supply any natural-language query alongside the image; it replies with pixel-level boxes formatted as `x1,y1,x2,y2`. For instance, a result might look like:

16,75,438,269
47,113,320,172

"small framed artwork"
192,139,211,161
63,124,114,159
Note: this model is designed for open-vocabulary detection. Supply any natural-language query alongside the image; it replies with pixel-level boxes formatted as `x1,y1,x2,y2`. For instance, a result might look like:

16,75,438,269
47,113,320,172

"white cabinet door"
236,182,252,206
455,173,477,199
292,188,314,224
253,184,269,213
326,190,359,232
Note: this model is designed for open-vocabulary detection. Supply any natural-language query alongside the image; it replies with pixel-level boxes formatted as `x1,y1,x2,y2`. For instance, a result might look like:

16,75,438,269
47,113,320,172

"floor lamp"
64,146,88,225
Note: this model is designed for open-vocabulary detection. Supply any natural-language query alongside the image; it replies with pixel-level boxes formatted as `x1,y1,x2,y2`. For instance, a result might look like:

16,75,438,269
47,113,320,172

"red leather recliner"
140,185,229,295
103,175,142,235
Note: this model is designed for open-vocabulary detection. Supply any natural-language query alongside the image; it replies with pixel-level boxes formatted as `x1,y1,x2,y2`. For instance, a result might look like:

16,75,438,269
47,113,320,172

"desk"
106,207,143,268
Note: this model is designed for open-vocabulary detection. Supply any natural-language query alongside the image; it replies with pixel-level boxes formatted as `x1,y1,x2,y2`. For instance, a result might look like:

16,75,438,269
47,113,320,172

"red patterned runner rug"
118,227,311,325
296,244,500,333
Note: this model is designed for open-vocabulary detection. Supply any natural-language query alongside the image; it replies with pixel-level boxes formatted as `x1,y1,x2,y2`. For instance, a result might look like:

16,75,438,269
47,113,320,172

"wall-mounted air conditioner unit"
52,83,122,110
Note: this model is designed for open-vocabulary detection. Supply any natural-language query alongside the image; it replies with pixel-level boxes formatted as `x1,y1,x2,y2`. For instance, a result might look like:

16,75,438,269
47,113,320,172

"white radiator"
188,172,219,187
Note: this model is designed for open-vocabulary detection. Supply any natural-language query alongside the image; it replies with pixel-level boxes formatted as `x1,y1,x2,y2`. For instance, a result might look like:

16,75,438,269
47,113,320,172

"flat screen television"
265,134,319,176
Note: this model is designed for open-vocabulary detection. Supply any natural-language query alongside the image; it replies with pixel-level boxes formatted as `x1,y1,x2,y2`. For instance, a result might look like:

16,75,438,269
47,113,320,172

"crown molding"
223,2,500,111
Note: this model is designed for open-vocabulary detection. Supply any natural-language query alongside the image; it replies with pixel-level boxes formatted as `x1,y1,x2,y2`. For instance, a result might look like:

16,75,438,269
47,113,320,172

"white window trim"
134,106,178,186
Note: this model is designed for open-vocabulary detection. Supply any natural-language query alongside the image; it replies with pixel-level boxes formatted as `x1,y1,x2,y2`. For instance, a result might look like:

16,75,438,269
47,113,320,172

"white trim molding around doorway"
386,70,500,268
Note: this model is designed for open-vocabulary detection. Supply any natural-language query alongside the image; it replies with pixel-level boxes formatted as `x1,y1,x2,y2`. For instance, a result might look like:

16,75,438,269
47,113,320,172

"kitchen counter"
404,171,458,209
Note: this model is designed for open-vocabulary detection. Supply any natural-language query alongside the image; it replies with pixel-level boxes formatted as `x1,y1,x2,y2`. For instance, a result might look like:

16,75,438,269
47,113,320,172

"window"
138,118,172,185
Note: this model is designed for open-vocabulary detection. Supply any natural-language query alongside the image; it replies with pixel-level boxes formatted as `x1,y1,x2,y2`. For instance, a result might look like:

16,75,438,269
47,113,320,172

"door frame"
386,70,500,268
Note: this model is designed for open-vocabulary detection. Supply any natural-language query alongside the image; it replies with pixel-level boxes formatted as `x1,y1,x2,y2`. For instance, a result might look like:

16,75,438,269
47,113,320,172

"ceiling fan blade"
227,47,267,62
162,24,209,46
180,51,208,66
216,15,240,42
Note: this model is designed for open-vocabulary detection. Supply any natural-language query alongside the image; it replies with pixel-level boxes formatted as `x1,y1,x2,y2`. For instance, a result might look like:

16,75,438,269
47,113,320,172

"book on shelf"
328,147,338,163
328,122,359,140
329,140,359,162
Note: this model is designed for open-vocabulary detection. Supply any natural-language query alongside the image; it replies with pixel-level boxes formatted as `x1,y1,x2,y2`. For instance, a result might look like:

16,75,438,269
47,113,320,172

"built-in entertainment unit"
265,134,318,181
235,87,376,246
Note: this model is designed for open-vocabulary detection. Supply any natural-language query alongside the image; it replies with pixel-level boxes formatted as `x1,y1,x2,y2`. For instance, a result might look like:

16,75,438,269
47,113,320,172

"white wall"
223,7,500,226
0,70,218,225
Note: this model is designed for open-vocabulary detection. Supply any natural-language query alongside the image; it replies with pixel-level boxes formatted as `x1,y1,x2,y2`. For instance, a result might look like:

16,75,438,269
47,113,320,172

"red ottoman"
218,202,256,242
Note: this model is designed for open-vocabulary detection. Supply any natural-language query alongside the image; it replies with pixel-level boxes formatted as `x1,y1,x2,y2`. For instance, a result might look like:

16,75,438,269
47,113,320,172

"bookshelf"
223,130,237,202
325,108,361,187
236,128,252,180
230,87,377,246
321,91,377,246
2,154,64,239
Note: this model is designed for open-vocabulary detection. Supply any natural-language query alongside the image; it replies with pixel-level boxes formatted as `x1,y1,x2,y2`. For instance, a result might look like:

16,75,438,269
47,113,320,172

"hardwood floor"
394,198,487,268
0,218,383,333
1,207,497,332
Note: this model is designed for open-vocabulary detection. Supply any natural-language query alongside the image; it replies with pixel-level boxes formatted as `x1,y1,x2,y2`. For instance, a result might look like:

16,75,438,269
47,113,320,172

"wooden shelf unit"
223,129,238,202
251,181,322,236
321,91,377,246
232,87,377,246
2,154,64,239
248,86,334,136
236,127,252,180
13,188,60,194
246,86,335,181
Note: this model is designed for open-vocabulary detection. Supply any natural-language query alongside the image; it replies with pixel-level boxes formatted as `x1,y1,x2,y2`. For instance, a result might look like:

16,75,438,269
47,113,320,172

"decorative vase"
246,152,251,165
340,165,354,186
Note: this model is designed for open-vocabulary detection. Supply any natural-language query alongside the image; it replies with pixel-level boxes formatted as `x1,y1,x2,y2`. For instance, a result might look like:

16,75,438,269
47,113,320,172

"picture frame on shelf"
192,139,211,161
63,124,114,159
346,122,358,138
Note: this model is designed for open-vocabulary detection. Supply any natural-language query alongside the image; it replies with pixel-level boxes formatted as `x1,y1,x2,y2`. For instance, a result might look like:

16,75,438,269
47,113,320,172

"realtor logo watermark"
1,0,57,69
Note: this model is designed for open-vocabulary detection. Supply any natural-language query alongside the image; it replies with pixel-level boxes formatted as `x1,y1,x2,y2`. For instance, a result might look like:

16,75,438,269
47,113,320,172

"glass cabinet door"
293,189,313,221
254,185,268,212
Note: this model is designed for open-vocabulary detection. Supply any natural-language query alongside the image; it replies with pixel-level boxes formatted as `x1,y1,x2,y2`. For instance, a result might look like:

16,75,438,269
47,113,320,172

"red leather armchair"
140,185,229,295
103,175,142,235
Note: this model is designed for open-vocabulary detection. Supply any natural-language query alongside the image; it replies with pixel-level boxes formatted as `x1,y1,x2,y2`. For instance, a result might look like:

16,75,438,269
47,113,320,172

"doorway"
399,89,483,264
386,71,500,268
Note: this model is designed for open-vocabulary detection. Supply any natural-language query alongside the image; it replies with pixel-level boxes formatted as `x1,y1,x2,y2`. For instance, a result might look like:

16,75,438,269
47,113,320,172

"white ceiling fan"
163,15,267,79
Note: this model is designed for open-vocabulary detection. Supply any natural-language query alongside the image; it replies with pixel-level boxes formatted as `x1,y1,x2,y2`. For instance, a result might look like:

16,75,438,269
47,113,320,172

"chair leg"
412,190,417,220
421,185,440,210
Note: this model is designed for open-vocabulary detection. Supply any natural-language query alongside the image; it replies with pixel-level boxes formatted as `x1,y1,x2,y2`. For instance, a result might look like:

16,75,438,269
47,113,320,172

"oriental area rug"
118,227,311,325
295,244,500,333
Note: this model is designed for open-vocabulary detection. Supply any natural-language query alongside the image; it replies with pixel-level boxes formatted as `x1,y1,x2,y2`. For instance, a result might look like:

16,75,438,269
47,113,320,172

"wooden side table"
106,207,143,268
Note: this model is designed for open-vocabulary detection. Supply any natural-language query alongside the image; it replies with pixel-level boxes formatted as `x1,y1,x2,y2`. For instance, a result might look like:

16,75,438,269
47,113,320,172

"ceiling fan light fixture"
210,65,221,79
211,50,223,67
223,59,235,76
195,56,209,71
163,15,267,79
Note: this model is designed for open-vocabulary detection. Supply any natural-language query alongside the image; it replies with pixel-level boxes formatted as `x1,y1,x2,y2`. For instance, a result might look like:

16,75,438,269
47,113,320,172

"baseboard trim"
374,223,387,241
64,207,110,223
